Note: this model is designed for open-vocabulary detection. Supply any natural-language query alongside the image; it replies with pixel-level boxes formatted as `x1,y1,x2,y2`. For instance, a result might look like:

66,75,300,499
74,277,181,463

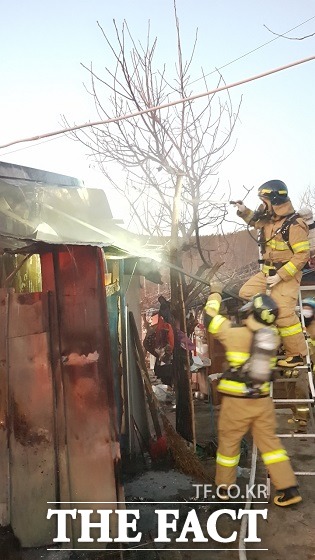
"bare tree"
299,186,315,208
64,1,242,443
64,2,241,278
264,23,315,41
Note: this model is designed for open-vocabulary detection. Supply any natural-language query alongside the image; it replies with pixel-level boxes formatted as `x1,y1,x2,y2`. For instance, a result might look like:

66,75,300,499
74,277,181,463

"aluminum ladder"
270,285,315,480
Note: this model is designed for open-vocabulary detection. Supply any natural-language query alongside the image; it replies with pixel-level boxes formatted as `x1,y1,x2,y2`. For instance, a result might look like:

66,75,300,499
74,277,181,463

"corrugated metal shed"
0,161,159,548
0,161,162,265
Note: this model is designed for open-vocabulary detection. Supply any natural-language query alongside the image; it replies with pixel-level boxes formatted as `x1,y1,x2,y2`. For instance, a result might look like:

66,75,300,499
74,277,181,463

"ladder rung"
273,398,314,403
274,378,302,382
275,365,308,370
276,433,315,438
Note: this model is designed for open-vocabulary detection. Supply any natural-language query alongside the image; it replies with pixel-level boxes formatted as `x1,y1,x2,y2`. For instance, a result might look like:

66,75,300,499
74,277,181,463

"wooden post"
178,273,196,450
169,173,195,443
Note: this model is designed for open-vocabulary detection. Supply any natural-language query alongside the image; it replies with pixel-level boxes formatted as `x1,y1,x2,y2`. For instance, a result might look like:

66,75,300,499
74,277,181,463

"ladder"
269,285,315,482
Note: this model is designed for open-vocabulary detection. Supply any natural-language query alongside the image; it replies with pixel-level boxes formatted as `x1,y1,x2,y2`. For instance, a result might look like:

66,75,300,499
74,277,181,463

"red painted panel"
51,245,121,546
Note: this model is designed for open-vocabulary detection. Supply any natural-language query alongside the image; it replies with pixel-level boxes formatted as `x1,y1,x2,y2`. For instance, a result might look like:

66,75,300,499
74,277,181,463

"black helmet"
239,294,279,325
258,180,289,205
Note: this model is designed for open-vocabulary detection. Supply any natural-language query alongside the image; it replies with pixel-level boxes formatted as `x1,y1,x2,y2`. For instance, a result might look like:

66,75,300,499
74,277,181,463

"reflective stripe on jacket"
278,323,303,337
204,294,278,398
238,200,310,282
217,378,270,397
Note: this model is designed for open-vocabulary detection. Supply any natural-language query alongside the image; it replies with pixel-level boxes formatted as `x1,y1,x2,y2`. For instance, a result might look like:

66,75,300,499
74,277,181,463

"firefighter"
154,297,175,386
235,179,310,368
283,297,315,431
204,284,302,506
285,297,315,431
299,207,315,269
302,297,315,364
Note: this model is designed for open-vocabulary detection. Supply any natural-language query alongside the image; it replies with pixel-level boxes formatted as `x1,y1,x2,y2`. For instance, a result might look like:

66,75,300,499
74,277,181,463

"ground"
6,399,315,560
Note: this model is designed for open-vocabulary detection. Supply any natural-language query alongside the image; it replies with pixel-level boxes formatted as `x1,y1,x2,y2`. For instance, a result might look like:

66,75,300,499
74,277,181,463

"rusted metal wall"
41,245,122,547
0,291,57,546
0,245,123,548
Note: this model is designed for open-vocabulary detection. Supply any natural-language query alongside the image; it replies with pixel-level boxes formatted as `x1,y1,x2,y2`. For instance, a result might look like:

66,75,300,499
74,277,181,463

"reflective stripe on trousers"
216,452,240,467
261,449,289,465
215,396,297,489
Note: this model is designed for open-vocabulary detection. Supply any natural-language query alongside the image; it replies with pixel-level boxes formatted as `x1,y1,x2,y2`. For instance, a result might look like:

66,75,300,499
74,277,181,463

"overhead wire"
0,134,65,156
188,14,315,86
1,14,314,155
1,54,315,151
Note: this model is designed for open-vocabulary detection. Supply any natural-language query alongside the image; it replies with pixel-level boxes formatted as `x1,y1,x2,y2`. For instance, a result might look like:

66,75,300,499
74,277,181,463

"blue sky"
1,0,315,222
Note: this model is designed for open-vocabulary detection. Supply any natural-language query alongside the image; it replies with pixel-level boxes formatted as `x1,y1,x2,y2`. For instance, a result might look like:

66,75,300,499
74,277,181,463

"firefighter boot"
274,486,302,507
288,417,308,433
277,355,304,368
216,486,229,501
288,404,309,433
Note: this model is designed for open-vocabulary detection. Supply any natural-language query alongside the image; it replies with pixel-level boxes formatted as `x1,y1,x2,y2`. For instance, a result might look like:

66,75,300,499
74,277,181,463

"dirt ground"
11,398,315,560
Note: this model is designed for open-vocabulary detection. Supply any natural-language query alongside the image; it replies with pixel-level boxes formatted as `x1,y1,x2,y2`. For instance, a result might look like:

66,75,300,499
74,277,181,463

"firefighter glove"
234,200,246,213
266,272,281,288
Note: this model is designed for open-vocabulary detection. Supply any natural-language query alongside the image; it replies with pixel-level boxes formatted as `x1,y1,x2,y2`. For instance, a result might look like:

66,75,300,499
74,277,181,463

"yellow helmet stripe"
259,189,287,195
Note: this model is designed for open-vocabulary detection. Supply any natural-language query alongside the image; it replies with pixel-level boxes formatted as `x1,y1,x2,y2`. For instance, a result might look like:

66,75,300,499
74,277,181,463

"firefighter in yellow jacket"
280,297,315,432
235,180,309,368
204,286,302,506
283,297,315,431
302,297,315,365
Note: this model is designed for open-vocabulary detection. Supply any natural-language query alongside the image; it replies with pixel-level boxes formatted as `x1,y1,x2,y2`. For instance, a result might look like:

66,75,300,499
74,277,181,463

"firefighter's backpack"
280,208,315,258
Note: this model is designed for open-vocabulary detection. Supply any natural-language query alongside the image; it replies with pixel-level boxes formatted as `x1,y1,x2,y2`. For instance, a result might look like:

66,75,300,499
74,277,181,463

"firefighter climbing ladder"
270,285,315,463
239,286,315,560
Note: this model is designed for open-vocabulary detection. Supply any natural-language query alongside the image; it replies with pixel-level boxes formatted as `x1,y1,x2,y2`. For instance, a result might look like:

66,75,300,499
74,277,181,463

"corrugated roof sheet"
0,161,162,263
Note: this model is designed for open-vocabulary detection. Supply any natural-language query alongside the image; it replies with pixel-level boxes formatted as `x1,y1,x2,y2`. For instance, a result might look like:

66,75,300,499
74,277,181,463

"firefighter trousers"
239,271,307,357
285,371,310,422
215,395,297,490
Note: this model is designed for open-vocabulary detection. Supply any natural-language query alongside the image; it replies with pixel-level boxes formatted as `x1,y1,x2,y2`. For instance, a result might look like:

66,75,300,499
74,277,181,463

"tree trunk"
169,174,195,444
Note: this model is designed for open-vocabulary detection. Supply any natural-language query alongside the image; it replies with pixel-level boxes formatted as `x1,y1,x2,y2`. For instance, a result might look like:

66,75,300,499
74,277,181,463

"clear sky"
1,0,314,224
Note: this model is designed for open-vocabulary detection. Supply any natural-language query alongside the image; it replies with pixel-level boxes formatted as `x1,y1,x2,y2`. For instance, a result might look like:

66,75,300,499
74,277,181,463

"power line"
2,16,314,157
188,14,315,85
0,54,314,151
1,134,64,156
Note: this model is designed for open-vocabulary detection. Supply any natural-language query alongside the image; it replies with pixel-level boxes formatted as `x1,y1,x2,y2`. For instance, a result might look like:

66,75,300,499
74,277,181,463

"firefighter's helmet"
302,298,315,325
239,294,279,325
302,297,315,310
258,179,289,205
